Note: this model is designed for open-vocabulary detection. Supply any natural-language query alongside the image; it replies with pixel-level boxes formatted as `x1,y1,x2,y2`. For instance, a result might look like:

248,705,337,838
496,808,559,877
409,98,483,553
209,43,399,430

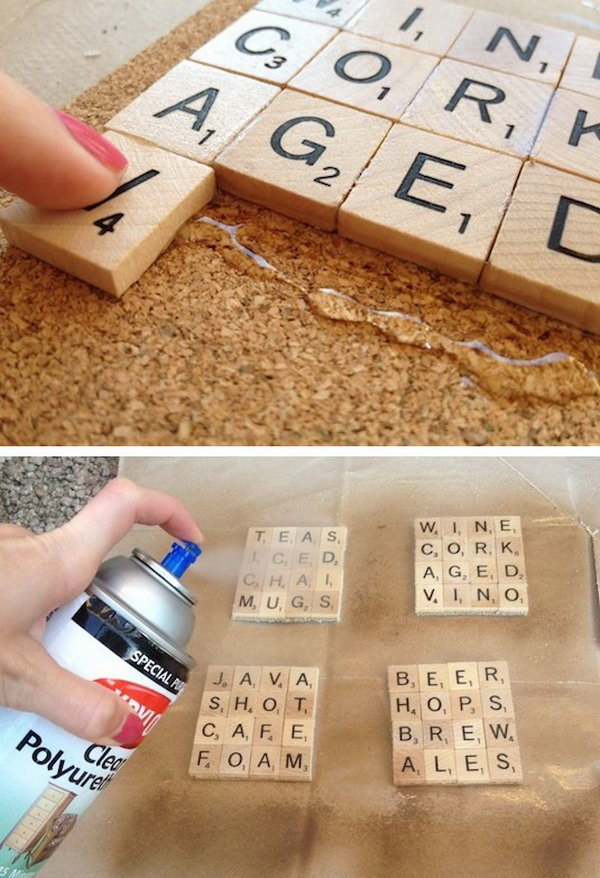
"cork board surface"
1,0,599,446
38,457,600,878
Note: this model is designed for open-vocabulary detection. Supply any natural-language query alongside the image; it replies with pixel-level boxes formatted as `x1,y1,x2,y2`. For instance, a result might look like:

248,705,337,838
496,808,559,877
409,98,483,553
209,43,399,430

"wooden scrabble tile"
499,583,528,615
482,162,600,334
205,665,235,691
442,537,467,559
467,517,495,538
0,132,216,298
494,516,522,537
290,32,438,120
107,61,279,165
467,537,496,559
442,583,470,611
424,749,457,784
393,748,426,785
560,36,600,100
423,721,453,748
414,518,441,538
295,526,322,549
468,558,498,584
393,720,423,748
348,0,473,57
495,537,523,559
189,744,222,778
259,590,287,619
215,89,390,231
190,665,319,781
415,582,444,614
448,10,575,86
250,745,281,778
447,662,479,690
442,561,469,584
478,661,511,689
246,527,275,548
190,10,337,85
339,124,522,283
418,663,450,691
320,527,348,548
257,0,369,28
531,88,600,184
232,588,261,619
415,561,443,585
487,747,523,784
452,719,485,748
219,745,252,777
279,746,314,780
286,590,315,618
272,526,297,546
401,58,553,158
441,517,468,538
455,749,490,784
312,590,341,618
314,565,343,591
497,559,527,583
469,583,499,613
415,538,443,561
388,661,522,787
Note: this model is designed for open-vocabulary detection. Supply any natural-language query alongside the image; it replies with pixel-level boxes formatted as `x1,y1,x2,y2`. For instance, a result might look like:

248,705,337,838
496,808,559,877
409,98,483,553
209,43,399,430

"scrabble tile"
448,11,574,86
487,747,523,784
339,124,521,283
290,32,438,120
348,0,473,58
388,661,522,786
414,518,441,538
257,0,369,28
215,89,390,231
190,665,319,781
190,10,337,85
393,748,426,785
107,61,280,165
0,132,215,298
560,35,600,100
532,88,600,184
482,162,600,335
401,58,553,158
233,526,347,622
414,517,528,615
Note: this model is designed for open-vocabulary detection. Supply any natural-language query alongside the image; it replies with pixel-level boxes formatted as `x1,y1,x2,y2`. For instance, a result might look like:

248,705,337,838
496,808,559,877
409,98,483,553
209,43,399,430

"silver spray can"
0,539,200,877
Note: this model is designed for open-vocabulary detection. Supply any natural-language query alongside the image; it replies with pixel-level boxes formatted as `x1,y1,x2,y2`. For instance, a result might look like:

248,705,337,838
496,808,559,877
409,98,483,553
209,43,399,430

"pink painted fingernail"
55,109,128,171
112,712,145,748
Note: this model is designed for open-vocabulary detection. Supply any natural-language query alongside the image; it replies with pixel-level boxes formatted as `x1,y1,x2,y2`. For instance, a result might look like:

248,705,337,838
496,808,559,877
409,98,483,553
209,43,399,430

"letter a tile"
339,124,521,283
482,162,600,334
215,90,390,230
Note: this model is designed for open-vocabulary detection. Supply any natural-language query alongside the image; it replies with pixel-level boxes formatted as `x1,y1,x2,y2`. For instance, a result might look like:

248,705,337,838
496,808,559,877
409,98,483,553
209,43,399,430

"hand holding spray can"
0,538,201,877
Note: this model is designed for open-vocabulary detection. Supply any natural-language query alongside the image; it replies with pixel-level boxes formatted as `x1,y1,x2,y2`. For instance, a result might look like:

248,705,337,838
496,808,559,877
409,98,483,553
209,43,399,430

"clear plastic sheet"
39,458,600,878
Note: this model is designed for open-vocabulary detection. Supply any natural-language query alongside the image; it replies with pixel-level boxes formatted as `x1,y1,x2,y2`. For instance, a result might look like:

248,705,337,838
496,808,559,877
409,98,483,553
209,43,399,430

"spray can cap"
160,540,202,577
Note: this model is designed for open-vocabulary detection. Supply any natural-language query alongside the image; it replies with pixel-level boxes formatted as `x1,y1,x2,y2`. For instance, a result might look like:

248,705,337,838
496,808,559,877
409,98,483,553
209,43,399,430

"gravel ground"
0,457,119,532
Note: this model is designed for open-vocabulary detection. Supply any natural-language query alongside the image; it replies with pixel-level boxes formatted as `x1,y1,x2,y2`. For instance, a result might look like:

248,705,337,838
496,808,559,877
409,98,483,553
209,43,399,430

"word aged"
233,525,347,622
414,515,528,615
388,660,523,785
189,665,320,781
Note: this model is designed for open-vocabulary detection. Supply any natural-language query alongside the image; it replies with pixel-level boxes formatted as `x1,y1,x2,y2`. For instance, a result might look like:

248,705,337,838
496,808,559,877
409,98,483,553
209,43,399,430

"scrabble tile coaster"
415,516,528,615
389,660,523,785
233,526,347,622
189,665,319,780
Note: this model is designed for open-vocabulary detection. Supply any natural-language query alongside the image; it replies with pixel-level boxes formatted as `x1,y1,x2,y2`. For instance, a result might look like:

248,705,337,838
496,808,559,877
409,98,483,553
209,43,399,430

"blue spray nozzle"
160,540,202,578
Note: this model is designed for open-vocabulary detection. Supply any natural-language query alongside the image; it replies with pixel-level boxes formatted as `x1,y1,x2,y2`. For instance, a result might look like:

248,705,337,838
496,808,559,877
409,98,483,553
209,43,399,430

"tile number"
85,169,160,236
314,166,341,186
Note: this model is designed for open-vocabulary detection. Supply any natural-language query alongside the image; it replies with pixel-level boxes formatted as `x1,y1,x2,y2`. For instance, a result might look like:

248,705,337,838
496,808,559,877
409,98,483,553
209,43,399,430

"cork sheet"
40,457,600,878
1,0,599,446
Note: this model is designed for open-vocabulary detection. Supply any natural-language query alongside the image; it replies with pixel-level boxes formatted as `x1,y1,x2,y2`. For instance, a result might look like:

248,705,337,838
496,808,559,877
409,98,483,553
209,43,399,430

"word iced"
233,526,347,622
189,665,319,781
388,660,523,786
414,516,528,615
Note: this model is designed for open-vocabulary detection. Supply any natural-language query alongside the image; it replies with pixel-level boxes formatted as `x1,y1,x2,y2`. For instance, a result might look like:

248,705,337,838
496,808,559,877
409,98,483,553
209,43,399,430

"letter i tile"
388,661,523,786
190,665,319,781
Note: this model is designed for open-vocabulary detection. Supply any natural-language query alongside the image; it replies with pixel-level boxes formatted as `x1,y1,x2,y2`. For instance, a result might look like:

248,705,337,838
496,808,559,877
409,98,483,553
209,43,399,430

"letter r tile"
448,11,574,85
214,90,390,231
481,162,600,334
339,124,522,283
190,10,337,85
401,59,554,158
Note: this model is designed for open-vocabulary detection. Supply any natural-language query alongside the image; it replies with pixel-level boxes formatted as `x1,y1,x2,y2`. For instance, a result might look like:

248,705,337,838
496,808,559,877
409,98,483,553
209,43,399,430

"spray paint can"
0,539,201,877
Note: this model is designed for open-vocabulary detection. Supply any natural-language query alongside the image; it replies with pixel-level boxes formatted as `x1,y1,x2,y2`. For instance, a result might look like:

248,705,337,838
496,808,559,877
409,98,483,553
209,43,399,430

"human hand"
0,478,203,746
0,70,128,210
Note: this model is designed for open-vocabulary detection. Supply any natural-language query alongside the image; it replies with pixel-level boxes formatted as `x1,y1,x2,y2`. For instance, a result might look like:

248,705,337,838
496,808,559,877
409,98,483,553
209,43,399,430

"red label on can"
95,678,170,748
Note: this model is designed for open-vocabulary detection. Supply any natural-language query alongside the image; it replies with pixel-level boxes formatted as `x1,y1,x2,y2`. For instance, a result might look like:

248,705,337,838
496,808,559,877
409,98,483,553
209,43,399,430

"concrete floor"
1,0,211,106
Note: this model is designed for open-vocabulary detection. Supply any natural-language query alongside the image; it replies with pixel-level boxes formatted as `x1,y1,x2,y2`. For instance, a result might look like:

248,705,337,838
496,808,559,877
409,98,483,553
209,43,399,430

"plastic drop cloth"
34,457,600,878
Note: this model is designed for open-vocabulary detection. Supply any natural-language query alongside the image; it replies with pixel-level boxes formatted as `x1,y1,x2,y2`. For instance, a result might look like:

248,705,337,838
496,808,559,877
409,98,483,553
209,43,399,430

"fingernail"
55,109,128,171
111,712,145,748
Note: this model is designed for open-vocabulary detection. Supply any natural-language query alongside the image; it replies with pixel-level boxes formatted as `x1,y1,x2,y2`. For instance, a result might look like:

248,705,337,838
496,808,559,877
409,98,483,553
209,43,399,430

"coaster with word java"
1,1,598,332
415,516,528,615
233,526,347,622
189,665,319,780
388,660,523,785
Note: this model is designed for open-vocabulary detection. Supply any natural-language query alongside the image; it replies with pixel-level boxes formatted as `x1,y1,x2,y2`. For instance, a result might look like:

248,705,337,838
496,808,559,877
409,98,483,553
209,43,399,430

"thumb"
3,634,144,746
0,70,128,209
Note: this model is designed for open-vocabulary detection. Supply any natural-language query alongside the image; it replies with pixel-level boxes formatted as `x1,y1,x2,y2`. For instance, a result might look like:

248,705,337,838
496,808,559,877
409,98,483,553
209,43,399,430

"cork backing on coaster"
0,0,599,446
